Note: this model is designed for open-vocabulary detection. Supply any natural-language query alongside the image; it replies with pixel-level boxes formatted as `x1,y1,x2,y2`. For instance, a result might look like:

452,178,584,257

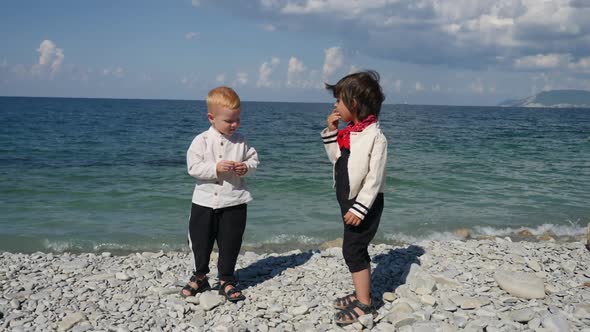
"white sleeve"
187,136,218,180
321,128,340,164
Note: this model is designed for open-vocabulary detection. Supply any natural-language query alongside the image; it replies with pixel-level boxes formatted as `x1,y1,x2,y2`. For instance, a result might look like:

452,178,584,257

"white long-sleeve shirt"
187,126,259,209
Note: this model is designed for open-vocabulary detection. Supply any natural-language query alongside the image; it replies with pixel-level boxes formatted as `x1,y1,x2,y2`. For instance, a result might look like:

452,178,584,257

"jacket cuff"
349,201,369,220
321,128,338,144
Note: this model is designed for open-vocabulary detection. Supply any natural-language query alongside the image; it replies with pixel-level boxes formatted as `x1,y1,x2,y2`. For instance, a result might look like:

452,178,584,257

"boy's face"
334,96,357,123
208,105,241,137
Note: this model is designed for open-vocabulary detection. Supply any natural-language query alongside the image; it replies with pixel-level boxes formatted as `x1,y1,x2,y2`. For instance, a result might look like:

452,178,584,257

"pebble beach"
1,238,589,332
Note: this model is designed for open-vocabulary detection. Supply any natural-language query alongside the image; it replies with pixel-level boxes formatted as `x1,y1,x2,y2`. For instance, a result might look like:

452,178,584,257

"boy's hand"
327,109,340,131
234,162,248,176
343,211,362,226
216,160,235,174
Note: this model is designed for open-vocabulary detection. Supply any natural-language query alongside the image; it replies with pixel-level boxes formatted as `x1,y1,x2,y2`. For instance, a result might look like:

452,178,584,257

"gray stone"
572,304,590,320
57,312,87,332
115,272,131,281
358,314,374,329
200,292,224,311
510,308,536,323
391,302,414,314
494,269,545,299
291,305,308,316
527,259,542,272
541,312,570,332
404,264,436,294
383,292,396,302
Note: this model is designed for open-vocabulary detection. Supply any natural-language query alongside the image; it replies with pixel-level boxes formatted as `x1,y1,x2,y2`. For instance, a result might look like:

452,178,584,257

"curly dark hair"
325,70,385,120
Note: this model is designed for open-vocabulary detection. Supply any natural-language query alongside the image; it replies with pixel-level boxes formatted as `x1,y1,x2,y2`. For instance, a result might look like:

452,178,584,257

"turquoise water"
1,97,589,253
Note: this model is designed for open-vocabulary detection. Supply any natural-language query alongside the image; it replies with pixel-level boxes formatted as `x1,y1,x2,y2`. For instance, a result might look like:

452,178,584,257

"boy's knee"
343,254,370,273
342,246,370,272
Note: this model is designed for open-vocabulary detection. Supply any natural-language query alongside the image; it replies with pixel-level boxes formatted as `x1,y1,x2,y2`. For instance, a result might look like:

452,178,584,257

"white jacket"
321,122,387,220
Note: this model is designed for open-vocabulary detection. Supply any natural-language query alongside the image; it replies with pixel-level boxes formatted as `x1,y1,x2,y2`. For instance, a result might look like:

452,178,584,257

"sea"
1,96,589,254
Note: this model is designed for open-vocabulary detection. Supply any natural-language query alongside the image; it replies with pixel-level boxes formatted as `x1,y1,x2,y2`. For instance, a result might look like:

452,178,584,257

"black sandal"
218,281,245,303
181,275,211,297
333,292,356,310
334,300,376,326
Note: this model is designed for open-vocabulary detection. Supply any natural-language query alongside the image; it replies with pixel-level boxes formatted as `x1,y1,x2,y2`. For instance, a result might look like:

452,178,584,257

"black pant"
335,148,384,273
187,203,247,282
339,194,383,273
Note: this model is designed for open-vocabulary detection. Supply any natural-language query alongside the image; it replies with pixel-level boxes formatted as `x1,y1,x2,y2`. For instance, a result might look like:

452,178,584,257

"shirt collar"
208,126,224,138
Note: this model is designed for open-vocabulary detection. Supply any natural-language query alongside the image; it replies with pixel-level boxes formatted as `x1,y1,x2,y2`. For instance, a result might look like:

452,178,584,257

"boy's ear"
207,112,214,123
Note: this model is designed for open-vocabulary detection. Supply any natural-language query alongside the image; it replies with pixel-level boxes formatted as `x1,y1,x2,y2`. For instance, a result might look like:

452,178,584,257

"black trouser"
187,203,247,282
339,194,384,273
335,148,384,273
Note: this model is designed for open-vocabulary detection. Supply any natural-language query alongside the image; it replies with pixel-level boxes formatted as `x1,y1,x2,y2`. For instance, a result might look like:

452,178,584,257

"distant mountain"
499,90,590,108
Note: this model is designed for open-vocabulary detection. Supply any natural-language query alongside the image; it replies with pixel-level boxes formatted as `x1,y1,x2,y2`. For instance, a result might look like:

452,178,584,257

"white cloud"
185,32,199,40
394,79,402,92
113,67,125,78
216,73,225,83
257,57,280,88
569,56,590,73
433,84,441,92
180,74,202,88
233,71,248,86
415,82,424,91
260,24,277,32
287,57,306,87
281,0,391,16
101,67,125,79
217,0,590,73
32,40,64,77
513,53,569,70
191,0,200,7
470,79,484,93
322,47,344,79
348,65,360,74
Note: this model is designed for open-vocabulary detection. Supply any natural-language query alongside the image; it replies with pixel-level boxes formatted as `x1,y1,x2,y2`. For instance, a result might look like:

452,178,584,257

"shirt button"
214,193,218,196
215,181,219,184
221,142,224,146
218,155,222,158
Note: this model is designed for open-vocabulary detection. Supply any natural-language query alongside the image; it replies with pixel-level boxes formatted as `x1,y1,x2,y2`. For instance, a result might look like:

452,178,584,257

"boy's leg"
351,269,371,304
341,194,384,303
188,203,217,276
216,203,247,282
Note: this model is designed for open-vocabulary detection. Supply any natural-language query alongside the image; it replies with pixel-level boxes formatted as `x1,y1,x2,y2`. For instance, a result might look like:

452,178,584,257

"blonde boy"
181,87,259,302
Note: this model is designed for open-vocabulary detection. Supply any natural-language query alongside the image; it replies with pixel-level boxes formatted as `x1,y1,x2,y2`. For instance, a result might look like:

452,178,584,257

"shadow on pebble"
235,251,314,290
371,244,425,309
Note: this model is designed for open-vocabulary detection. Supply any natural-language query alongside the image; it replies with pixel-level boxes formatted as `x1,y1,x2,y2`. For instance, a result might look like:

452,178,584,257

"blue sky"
1,0,590,105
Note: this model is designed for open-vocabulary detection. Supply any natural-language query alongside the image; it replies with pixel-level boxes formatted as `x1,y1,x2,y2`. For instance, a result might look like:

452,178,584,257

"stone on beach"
383,292,397,302
115,272,132,281
57,312,87,332
0,238,587,331
199,292,224,311
509,308,536,323
493,269,546,299
404,263,436,294
541,312,570,332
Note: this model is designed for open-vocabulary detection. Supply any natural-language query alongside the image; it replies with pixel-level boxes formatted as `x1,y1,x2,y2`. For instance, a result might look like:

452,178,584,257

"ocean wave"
42,239,183,254
16,221,590,255
246,234,321,246
473,221,586,237
384,221,587,244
